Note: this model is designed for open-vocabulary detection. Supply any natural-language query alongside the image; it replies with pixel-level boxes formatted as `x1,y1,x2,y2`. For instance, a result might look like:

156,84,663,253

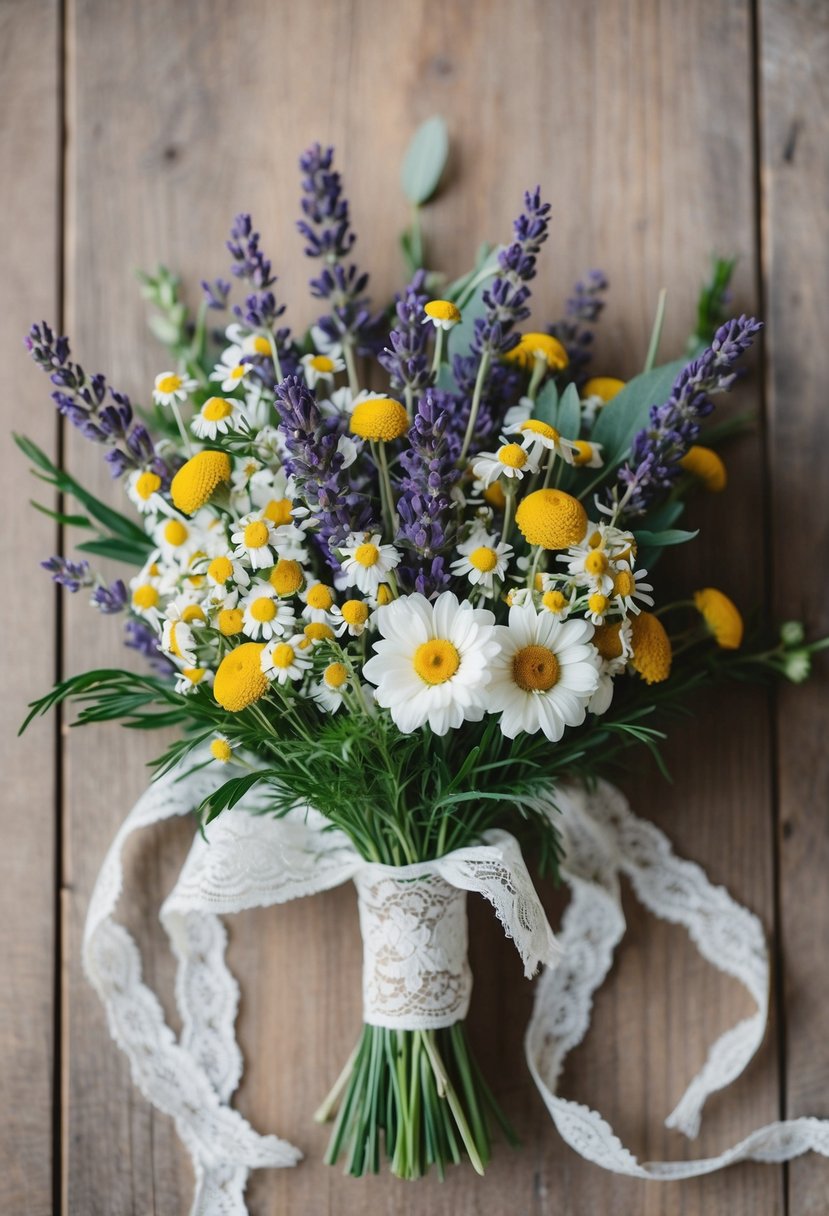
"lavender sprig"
396,389,461,597
226,214,296,385
274,375,376,567
458,189,551,462
124,618,175,674
25,323,172,484
298,144,385,367
378,270,431,409
90,579,128,615
41,556,93,593
549,269,609,380
612,314,763,517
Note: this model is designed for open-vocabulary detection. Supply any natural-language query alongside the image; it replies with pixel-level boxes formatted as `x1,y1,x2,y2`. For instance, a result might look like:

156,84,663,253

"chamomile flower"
203,553,251,590
174,667,213,695
571,440,604,468
538,578,577,619
486,601,600,742
153,516,203,564
585,592,611,625
191,396,243,440
224,324,274,360
363,591,499,736
331,598,371,637
611,562,654,616
422,300,461,330
511,419,579,466
241,582,297,641
231,512,281,571
340,533,401,595
260,635,312,685
301,349,345,388
153,371,198,406
301,582,336,623
472,439,539,488
161,617,199,667
210,346,251,393
503,332,569,373
580,377,625,428
450,531,513,593
210,734,234,764
312,662,350,713
129,567,165,625
126,468,164,514
503,395,534,432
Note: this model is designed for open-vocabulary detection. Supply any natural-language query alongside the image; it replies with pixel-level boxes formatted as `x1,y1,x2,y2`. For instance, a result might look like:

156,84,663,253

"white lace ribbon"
84,759,829,1213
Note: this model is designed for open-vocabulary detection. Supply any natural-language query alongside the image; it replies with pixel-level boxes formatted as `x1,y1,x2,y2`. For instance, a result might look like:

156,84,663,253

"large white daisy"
486,601,600,742
363,591,498,736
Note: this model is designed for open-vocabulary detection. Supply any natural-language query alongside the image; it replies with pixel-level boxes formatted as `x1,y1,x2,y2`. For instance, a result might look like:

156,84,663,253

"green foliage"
589,360,686,467
401,116,449,206
687,256,737,356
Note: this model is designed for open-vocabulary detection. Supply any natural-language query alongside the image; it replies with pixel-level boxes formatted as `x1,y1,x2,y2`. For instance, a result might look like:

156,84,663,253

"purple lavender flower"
396,389,460,596
225,214,298,385
613,314,763,517
124,618,174,674
298,144,385,357
378,270,431,403
549,269,609,379
25,323,173,484
201,278,231,310
90,579,128,615
41,556,93,593
274,375,376,566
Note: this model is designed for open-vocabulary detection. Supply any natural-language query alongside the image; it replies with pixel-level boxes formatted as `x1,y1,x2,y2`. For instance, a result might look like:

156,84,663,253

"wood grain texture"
0,0,812,1211
0,4,60,1215
759,2,829,1214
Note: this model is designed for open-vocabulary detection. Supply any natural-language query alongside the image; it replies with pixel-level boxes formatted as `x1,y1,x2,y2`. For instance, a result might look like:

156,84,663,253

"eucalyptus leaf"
640,501,684,531
633,527,699,548
400,115,449,206
590,359,686,466
532,381,558,427
556,382,582,439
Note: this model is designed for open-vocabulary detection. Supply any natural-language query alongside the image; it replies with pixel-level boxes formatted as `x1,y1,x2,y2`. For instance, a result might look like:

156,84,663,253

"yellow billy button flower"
210,736,233,764
515,489,587,550
694,587,744,649
213,643,268,711
170,450,232,515
134,471,161,501
413,639,460,685
269,559,303,596
218,607,244,636
423,299,462,330
504,332,569,371
680,445,727,492
350,396,409,442
592,621,624,661
630,612,672,683
583,377,625,403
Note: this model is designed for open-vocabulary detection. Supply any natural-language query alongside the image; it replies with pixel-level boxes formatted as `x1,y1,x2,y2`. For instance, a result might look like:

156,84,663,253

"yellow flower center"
135,471,161,500
202,397,234,422
515,489,588,550
164,520,188,546
263,497,293,526
132,584,159,610
252,335,271,356
376,584,393,606
497,443,528,469
350,397,409,442
584,550,609,576
170,450,232,515
512,644,560,692
572,441,595,467
214,642,268,710
542,589,567,613
520,420,559,442
505,333,569,371
309,354,335,373
243,521,270,548
324,662,348,689
630,612,673,683
694,588,743,649
218,608,244,636
588,593,609,615
269,559,303,596
583,377,625,403
306,583,334,610
587,530,602,549
468,546,498,573
342,600,369,627
182,667,205,684
592,622,624,661
424,299,461,324
210,737,233,763
250,596,277,622
229,364,246,381
304,622,334,641
413,639,461,685
208,556,234,585
614,570,635,597
156,373,182,394
354,543,380,568
269,642,296,670
180,604,206,623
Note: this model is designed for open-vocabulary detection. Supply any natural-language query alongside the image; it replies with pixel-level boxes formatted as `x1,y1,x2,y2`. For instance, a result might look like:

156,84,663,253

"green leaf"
532,381,558,427
590,359,686,466
640,501,684,531
76,537,151,565
556,382,581,439
633,527,699,548
400,115,449,206
30,500,93,529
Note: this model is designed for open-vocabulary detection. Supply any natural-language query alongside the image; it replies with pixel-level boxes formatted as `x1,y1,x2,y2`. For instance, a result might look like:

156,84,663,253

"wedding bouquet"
18,126,826,1186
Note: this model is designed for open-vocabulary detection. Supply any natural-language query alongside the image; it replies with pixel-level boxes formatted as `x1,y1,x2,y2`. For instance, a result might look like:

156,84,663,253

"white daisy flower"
571,440,604,469
224,324,274,360
330,598,371,637
340,533,401,595
363,591,499,736
513,419,581,465
231,512,281,571
471,438,539,488
301,349,345,389
538,578,577,619
503,394,534,432
202,553,251,591
241,583,297,641
161,617,200,667
588,672,615,716
450,530,513,594
310,323,343,356
253,425,287,465
486,601,600,742
152,371,198,406
312,661,350,714
261,635,312,685
126,468,165,514
129,563,165,625
174,666,213,695
191,396,243,440
153,516,203,564
210,345,251,393
585,592,611,625
301,582,336,623
611,562,654,616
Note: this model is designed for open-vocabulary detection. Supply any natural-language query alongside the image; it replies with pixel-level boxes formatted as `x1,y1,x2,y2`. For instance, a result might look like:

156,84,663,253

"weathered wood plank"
0,3,60,1214
62,0,781,1212
759,2,829,1213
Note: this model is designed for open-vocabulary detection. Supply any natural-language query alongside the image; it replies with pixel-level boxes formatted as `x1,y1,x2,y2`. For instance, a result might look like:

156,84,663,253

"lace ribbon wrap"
84,756,829,1215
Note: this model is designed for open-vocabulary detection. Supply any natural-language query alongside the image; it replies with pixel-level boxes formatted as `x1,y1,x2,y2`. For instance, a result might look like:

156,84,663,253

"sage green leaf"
533,381,558,427
633,527,699,548
590,359,686,465
400,115,449,206
556,382,582,439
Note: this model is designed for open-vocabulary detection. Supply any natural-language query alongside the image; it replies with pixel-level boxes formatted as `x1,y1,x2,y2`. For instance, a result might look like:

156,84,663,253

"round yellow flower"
694,587,743,649
515,489,587,550
269,559,304,597
504,332,569,371
592,621,624,661
680,445,727,492
170,450,232,515
583,377,625,403
213,643,268,711
630,612,672,683
350,396,409,442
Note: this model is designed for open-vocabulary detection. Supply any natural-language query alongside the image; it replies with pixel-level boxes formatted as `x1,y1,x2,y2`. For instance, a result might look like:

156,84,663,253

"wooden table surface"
2,1,828,1212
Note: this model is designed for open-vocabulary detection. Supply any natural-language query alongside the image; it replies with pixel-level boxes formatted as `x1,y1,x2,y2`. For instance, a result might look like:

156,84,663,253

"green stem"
421,1030,486,1175
459,348,492,466
643,287,668,373
373,441,398,539
526,353,546,403
343,338,360,396
431,326,445,379
267,331,283,384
